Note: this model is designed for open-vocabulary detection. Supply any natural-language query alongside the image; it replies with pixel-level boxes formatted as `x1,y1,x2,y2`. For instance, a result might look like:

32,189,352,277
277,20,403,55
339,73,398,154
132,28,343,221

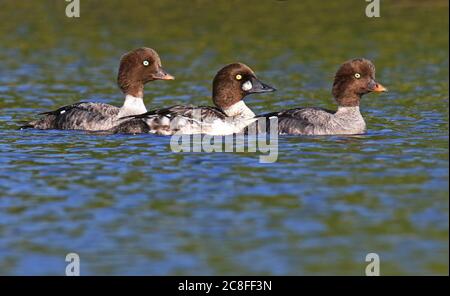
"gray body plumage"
112,104,257,135
112,104,220,135
259,106,366,135
25,102,123,131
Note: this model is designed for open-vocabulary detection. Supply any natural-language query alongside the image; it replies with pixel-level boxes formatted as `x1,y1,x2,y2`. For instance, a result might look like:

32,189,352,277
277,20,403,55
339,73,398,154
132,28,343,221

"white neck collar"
336,106,361,114
118,94,147,118
222,101,255,118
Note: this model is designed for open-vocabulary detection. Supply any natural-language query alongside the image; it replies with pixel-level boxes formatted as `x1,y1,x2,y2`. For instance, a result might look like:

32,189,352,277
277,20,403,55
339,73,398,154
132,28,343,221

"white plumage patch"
160,116,171,126
118,94,147,118
223,101,255,118
60,110,66,114
242,81,253,91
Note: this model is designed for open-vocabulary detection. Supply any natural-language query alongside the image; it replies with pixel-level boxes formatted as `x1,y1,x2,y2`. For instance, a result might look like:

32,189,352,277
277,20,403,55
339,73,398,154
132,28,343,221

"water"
0,0,448,275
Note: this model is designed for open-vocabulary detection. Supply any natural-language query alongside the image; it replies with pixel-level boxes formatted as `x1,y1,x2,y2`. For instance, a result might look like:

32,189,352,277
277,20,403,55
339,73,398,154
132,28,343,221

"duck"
111,63,276,135
21,47,174,131
256,58,387,135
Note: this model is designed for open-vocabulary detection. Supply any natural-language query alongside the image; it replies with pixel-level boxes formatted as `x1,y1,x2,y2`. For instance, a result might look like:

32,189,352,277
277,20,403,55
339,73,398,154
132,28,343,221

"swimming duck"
21,47,174,131
257,58,387,135
112,63,276,135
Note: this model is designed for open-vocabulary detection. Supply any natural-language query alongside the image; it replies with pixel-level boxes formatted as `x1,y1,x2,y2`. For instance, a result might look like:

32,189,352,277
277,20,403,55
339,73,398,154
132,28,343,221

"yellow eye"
354,73,361,79
235,74,242,80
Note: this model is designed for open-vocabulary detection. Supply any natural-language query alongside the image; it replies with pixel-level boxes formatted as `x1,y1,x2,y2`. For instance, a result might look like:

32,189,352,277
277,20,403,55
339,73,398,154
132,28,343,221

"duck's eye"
235,74,242,80
143,60,150,66
354,73,361,79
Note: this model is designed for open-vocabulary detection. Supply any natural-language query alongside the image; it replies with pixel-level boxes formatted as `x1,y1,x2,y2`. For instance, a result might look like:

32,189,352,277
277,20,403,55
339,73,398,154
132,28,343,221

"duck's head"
212,63,276,110
332,58,387,107
117,47,174,98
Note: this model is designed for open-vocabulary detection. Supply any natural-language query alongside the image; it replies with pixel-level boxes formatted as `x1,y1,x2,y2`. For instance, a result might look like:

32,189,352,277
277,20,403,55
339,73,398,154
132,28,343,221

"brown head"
212,63,276,110
117,47,174,98
332,58,387,107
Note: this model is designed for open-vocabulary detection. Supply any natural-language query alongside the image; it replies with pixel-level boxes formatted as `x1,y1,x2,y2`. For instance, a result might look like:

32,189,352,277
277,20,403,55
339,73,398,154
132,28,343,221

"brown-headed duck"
22,47,174,131
257,58,387,135
112,63,276,135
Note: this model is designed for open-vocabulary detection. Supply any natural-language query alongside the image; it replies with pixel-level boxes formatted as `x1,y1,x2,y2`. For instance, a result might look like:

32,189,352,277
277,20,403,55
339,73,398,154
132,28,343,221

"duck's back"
258,107,336,135
112,105,228,135
24,102,121,131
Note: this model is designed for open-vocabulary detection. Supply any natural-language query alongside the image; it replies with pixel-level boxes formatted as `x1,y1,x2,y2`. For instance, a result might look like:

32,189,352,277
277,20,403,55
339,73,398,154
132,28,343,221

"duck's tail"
18,120,37,130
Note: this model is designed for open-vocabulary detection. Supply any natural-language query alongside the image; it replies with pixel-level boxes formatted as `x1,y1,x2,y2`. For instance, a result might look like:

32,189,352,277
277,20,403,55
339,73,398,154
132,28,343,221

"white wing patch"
242,81,253,91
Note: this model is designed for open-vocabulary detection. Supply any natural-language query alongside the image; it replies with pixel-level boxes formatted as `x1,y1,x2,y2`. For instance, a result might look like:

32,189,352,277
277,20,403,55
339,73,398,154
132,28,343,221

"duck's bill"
370,81,387,92
247,77,277,94
154,68,175,80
